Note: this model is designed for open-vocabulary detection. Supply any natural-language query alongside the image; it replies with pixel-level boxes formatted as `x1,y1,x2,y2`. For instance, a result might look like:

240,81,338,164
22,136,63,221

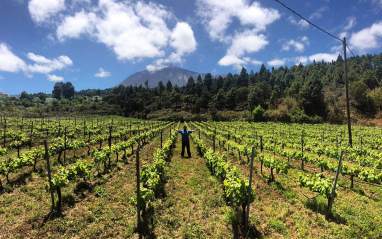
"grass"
150,129,233,237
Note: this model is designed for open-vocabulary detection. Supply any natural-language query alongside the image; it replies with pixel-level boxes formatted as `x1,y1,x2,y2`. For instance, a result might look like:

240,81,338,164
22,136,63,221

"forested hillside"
102,53,382,123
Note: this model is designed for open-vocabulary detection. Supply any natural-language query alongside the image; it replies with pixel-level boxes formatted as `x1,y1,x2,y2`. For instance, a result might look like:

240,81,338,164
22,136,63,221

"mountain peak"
119,65,205,87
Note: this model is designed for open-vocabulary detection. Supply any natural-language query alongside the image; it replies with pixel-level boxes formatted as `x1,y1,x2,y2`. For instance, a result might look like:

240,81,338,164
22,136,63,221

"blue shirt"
178,130,192,141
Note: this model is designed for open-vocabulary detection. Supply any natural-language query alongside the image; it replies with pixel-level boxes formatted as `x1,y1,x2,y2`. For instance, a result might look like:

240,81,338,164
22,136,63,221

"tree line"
96,53,382,122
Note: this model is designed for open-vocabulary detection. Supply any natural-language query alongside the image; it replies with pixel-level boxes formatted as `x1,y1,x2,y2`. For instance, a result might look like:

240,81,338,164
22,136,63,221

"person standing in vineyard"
174,125,198,158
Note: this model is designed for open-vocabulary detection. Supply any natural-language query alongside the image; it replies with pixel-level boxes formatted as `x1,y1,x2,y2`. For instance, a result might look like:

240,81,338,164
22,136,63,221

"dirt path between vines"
150,131,235,238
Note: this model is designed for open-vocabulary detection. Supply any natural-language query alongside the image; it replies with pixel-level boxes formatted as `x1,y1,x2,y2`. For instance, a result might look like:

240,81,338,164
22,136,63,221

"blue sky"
0,0,382,95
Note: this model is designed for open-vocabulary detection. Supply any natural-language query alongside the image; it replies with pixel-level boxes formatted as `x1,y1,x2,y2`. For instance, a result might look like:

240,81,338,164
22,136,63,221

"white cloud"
267,59,286,67
218,31,269,68
282,36,309,52
298,20,310,29
349,21,382,53
152,22,199,67
47,74,64,82
238,2,281,30
146,22,197,71
287,16,309,30
57,11,97,41
196,0,280,42
283,41,304,52
146,64,165,72
28,0,65,24
293,56,308,65
170,22,197,56
252,60,263,66
146,58,173,72
95,67,111,78
344,17,356,31
309,6,328,20
339,17,357,39
0,43,26,72
146,59,177,72
0,43,72,81
227,32,268,56
72,0,91,4
55,0,197,68
27,53,73,74
196,0,279,68
363,0,382,8
95,0,171,61
309,52,339,62
218,55,248,66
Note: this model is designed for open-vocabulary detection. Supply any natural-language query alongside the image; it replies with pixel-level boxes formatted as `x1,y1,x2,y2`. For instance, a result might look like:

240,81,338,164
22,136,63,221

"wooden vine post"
3,118,6,148
30,121,34,150
213,127,216,153
327,150,343,218
301,133,304,171
44,140,55,212
160,131,163,149
64,127,67,164
83,120,86,140
108,126,112,168
260,136,263,174
246,146,255,229
136,143,142,238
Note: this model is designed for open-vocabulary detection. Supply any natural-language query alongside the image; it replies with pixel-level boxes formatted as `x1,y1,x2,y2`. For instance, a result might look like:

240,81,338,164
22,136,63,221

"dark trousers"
181,141,191,157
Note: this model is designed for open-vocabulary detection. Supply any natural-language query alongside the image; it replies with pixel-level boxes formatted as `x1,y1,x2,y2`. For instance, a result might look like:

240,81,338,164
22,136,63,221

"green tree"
52,99,60,107
253,105,265,122
185,76,195,95
299,77,324,115
21,98,31,107
62,82,75,99
52,82,63,99
157,81,165,95
247,82,271,110
226,88,236,110
166,80,173,92
236,67,248,87
223,73,234,91
195,74,203,96
349,80,368,108
20,91,29,100
37,92,46,102
213,89,226,110
203,73,213,91
361,70,379,90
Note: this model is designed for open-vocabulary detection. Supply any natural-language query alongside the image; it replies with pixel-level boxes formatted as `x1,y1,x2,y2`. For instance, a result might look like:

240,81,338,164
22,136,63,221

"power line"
273,0,356,57
273,0,342,41
346,45,355,57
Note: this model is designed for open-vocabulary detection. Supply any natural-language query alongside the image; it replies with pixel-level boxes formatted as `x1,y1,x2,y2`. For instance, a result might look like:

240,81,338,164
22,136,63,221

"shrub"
253,105,265,122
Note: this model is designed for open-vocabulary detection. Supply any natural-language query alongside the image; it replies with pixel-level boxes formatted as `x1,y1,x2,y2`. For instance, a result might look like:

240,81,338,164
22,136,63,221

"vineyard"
1,117,382,238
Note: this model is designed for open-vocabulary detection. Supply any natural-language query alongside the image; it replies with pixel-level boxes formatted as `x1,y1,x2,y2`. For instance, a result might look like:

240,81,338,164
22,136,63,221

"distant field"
0,117,381,238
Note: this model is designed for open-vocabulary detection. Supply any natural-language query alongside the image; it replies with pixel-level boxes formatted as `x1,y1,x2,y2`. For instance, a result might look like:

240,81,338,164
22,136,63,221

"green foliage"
259,154,289,175
298,173,336,199
20,91,29,100
253,105,265,122
94,186,109,198
224,176,255,208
